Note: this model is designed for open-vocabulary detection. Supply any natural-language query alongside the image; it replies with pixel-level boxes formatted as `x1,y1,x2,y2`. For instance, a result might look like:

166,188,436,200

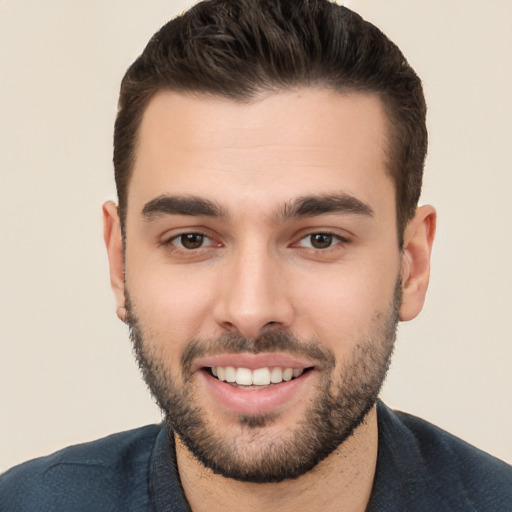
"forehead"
129,88,393,218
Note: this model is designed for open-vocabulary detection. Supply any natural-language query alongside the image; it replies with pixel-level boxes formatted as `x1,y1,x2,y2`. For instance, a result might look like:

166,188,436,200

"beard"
125,278,400,484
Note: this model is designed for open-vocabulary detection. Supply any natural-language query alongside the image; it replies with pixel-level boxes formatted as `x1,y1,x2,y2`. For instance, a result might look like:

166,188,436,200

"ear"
102,201,127,322
399,205,436,321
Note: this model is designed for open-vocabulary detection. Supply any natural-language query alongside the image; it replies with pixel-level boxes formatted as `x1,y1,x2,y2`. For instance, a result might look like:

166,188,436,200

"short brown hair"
114,0,426,244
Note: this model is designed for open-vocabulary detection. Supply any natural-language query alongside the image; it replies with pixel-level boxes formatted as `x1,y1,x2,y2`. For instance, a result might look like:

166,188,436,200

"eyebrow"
142,195,227,220
279,193,374,220
141,192,373,222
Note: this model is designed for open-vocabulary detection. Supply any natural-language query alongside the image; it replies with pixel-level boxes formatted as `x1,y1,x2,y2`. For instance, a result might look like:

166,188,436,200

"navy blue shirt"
1,401,511,511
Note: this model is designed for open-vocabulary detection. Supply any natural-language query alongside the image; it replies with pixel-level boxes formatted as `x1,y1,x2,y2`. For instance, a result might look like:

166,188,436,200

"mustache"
181,331,335,376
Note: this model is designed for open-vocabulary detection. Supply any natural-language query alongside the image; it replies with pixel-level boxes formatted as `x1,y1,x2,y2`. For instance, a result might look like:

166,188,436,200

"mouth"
197,360,315,415
206,365,313,389
193,353,317,414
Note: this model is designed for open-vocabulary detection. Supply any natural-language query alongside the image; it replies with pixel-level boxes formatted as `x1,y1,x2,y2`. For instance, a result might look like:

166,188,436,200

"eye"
297,233,345,249
169,232,213,250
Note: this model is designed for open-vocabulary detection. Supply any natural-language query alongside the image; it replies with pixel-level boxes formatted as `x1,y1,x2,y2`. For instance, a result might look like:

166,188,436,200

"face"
114,88,407,482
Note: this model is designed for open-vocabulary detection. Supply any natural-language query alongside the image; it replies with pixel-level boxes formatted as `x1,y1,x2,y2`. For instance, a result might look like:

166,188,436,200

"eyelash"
162,231,349,252
164,231,216,251
294,232,349,250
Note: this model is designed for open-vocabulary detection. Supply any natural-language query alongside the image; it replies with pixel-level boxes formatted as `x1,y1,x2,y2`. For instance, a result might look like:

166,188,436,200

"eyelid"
174,233,212,249
160,229,220,250
158,227,352,252
292,229,351,247
298,233,346,249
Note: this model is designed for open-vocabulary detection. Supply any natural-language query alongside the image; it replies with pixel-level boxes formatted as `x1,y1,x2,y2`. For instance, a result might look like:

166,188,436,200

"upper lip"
192,353,316,372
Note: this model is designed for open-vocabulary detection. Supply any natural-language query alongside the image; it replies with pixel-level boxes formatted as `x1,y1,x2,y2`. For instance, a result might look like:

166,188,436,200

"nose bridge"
215,236,292,337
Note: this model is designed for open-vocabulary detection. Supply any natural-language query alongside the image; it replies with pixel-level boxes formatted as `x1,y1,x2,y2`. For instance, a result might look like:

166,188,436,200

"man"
1,0,510,510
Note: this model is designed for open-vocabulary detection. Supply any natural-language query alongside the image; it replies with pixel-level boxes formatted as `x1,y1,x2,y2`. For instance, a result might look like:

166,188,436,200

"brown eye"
310,233,333,249
179,233,206,249
295,232,347,250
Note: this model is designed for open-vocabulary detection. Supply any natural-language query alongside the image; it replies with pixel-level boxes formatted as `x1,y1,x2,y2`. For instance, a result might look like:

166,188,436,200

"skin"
103,88,435,511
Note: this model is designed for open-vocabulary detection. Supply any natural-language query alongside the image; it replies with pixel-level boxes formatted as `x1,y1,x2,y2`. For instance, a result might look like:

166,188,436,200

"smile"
210,366,306,386
199,364,315,415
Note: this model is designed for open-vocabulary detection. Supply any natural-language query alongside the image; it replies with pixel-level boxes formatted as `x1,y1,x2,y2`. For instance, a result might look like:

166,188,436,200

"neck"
175,405,378,512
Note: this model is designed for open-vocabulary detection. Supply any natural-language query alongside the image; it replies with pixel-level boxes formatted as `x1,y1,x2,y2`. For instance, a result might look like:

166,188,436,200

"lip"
193,352,316,372
199,366,315,415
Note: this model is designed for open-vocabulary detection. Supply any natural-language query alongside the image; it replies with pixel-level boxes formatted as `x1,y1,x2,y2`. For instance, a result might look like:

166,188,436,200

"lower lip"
199,369,314,415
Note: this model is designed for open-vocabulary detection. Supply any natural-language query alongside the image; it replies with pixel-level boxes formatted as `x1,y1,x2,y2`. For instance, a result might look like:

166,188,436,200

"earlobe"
116,305,127,323
399,205,436,321
102,201,126,322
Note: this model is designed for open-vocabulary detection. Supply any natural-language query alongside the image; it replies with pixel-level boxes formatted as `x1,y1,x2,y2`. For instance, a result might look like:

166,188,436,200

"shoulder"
0,424,162,512
392,406,512,488
372,401,512,511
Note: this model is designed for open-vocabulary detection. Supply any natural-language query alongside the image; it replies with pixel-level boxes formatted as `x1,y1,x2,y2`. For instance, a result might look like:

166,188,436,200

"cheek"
292,261,398,345
127,261,219,343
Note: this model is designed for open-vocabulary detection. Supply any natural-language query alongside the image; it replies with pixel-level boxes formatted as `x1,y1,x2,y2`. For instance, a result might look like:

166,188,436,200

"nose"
213,242,294,338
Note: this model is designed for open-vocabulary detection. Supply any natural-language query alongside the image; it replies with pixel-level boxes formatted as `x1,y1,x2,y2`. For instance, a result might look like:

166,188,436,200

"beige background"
1,0,511,472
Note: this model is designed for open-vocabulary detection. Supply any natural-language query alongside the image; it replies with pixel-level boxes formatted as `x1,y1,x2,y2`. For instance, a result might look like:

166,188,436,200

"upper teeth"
211,366,304,386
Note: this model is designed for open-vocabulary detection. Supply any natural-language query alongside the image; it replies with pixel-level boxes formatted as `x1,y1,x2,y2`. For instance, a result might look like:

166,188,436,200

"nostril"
221,321,239,333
